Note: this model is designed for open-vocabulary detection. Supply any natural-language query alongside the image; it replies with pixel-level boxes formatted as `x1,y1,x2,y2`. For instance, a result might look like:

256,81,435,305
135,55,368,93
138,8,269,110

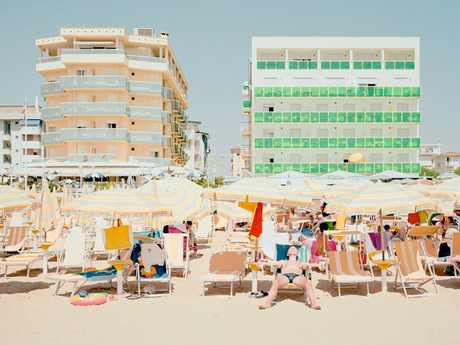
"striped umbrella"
421,177,460,199
214,201,276,223
0,187,40,214
435,199,455,215
313,181,369,199
31,184,38,199
82,185,88,195
52,187,59,219
284,184,317,198
61,186,70,207
303,177,327,192
34,181,58,231
61,188,171,221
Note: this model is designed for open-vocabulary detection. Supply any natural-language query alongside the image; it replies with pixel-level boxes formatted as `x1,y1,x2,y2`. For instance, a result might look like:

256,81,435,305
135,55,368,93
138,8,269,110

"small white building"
419,142,441,169
230,146,249,178
433,152,460,174
184,121,210,173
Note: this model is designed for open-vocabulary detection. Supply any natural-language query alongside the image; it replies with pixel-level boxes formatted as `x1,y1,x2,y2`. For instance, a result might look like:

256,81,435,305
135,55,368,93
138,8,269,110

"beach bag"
102,224,132,250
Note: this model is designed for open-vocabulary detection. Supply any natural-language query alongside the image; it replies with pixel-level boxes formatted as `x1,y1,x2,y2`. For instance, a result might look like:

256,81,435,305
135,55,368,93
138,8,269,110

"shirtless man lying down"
256,245,325,310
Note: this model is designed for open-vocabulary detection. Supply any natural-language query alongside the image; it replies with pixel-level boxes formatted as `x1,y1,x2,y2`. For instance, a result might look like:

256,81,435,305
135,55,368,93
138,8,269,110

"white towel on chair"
141,243,168,273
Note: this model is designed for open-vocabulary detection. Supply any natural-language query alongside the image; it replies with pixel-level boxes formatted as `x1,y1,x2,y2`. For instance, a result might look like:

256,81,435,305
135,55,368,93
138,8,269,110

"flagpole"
24,95,28,191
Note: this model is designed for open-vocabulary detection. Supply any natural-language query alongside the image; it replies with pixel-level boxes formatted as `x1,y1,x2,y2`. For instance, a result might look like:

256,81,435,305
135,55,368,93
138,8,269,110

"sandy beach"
0,230,457,345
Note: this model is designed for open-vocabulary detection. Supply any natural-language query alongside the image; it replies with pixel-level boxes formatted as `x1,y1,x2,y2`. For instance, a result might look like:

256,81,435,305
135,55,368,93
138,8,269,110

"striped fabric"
199,270,241,282
303,177,327,192
61,186,70,207
3,226,28,252
0,187,40,214
192,198,213,222
31,185,38,199
34,181,58,231
284,184,317,198
435,199,455,215
328,251,372,283
52,187,60,219
423,177,460,199
313,181,369,199
394,241,427,280
326,184,437,216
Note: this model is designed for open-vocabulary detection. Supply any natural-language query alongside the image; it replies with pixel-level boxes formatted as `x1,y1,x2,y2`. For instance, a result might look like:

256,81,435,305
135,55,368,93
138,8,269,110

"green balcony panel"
254,87,264,97
283,87,292,97
411,163,421,173
264,138,273,148
255,112,264,123
299,61,309,69
402,163,411,173
412,138,421,148
366,87,375,97
310,112,319,122
412,112,421,122
292,112,300,122
329,87,337,97
412,87,421,97
373,61,382,69
366,163,375,174
292,163,301,172
375,112,384,122
292,87,301,97
338,87,347,97
274,164,282,174
395,61,405,70
274,138,282,148
348,164,356,173
329,112,337,122
375,87,384,97
283,164,291,172
329,164,338,173
283,138,291,148
402,138,411,148
338,112,347,122
347,138,356,148
406,61,415,69
264,164,273,174
311,87,319,97
347,87,356,97
301,138,310,148
320,138,328,148
357,164,365,174
292,138,301,148
255,164,264,173
301,164,310,174
385,61,395,69
243,100,251,108
289,61,298,69
357,87,365,97
366,138,374,148
347,112,356,122
366,112,374,122
356,138,365,148
384,87,393,97
356,112,365,122
384,138,392,148
264,112,273,122
276,61,285,69
375,163,384,173
257,61,266,69
255,138,264,148
320,112,328,122
267,61,276,69
329,138,337,148
375,138,384,148
320,164,328,174
309,61,317,69
341,61,350,69
331,61,340,69
338,163,347,171
301,87,310,97
353,61,363,69
393,87,402,97
310,164,319,174
393,138,401,148
321,61,331,69
311,138,319,148
320,87,328,97
273,112,282,123
393,112,401,122
301,112,310,122
393,163,402,172
274,87,282,97
283,112,292,122
403,87,411,97
363,61,372,69
384,163,393,171
384,112,392,122
264,87,273,97
402,112,411,122
338,138,347,148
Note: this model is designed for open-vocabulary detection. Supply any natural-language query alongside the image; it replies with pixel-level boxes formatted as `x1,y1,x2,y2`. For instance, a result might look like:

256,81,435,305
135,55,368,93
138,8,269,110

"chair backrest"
260,233,290,260
60,233,87,267
408,226,438,237
164,233,186,266
92,228,106,252
197,219,212,238
46,222,63,243
274,244,311,274
328,250,361,276
452,233,460,256
262,221,276,234
4,226,28,252
394,240,427,279
420,239,438,257
209,251,246,272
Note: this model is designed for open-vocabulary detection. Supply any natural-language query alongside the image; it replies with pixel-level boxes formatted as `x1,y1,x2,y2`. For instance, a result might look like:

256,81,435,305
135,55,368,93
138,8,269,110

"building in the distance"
184,121,210,173
0,106,43,174
433,152,460,174
243,37,421,176
230,145,248,178
34,27,189,175
419,142,442,170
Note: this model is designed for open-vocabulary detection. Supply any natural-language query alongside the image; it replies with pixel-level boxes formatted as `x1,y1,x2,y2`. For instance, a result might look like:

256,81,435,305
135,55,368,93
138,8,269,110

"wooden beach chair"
164,233,189,279
196,219,212,243
199,250,247,298
392,240,439,298
328,251,373,298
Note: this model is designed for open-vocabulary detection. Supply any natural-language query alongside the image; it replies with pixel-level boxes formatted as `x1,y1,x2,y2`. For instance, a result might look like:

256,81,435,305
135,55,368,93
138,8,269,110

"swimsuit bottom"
283,273,300,284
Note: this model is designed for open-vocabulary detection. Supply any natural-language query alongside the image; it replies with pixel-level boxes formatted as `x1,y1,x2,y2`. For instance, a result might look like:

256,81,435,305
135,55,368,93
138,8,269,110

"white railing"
61,128,127,141
41,107,63,120
126,55,167,64
60,102,126,115
61,49,125,55
36,56,61,63
60,76,126,89
41,82,65,95
126,106,162,120
126,81,162,95
126,131,163,145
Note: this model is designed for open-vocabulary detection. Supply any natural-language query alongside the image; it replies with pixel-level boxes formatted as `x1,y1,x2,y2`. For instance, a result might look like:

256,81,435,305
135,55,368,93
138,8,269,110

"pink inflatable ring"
71,293,107,306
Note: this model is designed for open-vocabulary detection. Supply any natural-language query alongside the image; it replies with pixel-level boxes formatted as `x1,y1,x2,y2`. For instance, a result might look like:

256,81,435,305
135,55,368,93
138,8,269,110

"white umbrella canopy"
370,170,417,180
320,170,367,180
437,173,458,180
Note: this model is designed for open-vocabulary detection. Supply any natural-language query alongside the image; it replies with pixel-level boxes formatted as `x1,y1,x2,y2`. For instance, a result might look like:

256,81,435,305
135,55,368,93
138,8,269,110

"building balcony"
1,148,11,155
126,106,162,120
126,131,163,145
129,157,171,166
42,107,64,120
42,132,63,145
41,82,65,95
21,127,41,135
61,102,126,116
68,154,116,162
243,100,251,113
31,157,68,163
1,134,11,141
60,76,126,89
61,128,127,142
162,136,172,148
126,81,162,95
240,122,251,138
257,60,415,70
242,82,249,97
36,56,62,64
24,141,42,150
60,49,126,64
126,55,168,64
241,145,251,158
162,87,173,101
162,111,172,124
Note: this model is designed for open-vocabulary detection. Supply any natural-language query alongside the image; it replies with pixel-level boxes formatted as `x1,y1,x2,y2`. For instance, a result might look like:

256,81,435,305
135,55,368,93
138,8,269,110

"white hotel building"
242,37,421,175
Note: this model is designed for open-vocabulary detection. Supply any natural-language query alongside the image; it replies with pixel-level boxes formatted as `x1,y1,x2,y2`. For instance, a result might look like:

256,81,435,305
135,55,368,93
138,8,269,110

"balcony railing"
129,157,171,165
36,56,61,63
162,87,173,100
42,132,63,145
258,60,414,70
241,122,251,136
41,107,64,120
126,81,162,95
31,157,68,163
162,136,172,148
126,106,162,120
41,82,65,95
61,102,126,115
127,131,163,145
60,76,126,89
68,154,116,162
61,128,127,141
126,55,168,64
162,111,172,124
241,145,251,157
61,49,125,55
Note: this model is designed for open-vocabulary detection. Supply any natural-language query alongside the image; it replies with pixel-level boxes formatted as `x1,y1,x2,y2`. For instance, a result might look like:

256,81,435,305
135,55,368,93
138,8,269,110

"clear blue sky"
0,0,459,174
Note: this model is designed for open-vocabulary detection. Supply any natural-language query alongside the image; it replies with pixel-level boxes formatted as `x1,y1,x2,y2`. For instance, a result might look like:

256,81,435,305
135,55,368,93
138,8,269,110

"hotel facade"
242,37,421,175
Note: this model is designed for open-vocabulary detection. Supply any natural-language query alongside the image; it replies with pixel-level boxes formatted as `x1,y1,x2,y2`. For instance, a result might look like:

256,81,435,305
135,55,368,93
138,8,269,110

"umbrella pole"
380,209,384,260
251,237,259,294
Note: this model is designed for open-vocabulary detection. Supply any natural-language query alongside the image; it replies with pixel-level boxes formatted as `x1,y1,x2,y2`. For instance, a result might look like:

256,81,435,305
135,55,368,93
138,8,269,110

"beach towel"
260,233,290,260
131,244,168,279
141,243,168,272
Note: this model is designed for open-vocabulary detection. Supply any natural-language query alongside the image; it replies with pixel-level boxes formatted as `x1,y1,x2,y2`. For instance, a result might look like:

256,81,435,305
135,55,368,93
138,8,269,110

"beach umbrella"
213,201,276,223
407,179,434,186
320,170,366,180
52,187,59,219
186,171,204,179
407,183,429,194
0,185,36,199
127,172,134,188
437,173,458,180
314,181,370,199
284,184,317,198
61,188,172,221
31,184,38,199
0,187,40,215
85,172,105,179
370,170,416,180
303,177,328,192
435,199,455,216
59,179,77,185
34,181,58,233
421,177,460,199
61,186,70,207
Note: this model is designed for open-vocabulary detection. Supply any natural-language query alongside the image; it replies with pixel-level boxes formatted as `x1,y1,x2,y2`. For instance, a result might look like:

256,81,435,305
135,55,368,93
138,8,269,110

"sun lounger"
450,233,460,277
196,219,213,243
55,233,88,274
417,239,453,274
328,250,373,298
199,250,247,298
260,233,290,261
164,233,189,279
1,226,28,253
0,253,42,279
392,240,439,298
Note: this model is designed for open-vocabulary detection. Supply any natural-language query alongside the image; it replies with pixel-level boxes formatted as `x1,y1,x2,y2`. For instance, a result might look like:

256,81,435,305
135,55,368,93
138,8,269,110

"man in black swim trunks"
256,245,325,310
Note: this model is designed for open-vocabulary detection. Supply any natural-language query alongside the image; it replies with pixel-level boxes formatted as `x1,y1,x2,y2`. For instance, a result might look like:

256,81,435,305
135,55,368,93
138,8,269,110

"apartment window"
397,153,409,163
358,77,377,86
263,154,274,164
107,122,117,129
290,154,301,163
343,104,355,111
397,103,409,111
290,104,301,112
263,104,274,112
397,128,409,138
77,69,86,76
49,126,56,133
343,153,352,163
290,129,301,137
48,75,56,82
343,129,355,137
317,129,328,137
317,104,328,111
317,154,328,163
370,104,382,111
77,120,86,129
370,154,382,162
150,150,159,158
370,128,382,137
263,130,274,138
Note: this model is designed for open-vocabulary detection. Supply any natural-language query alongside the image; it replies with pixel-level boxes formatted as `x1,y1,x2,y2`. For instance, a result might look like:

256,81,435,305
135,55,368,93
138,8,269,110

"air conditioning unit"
160,31,169,38
134,28,154,37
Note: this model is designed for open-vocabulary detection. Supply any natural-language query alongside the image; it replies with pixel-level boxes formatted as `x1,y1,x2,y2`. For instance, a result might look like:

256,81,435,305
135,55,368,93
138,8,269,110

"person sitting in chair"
256,246,325,310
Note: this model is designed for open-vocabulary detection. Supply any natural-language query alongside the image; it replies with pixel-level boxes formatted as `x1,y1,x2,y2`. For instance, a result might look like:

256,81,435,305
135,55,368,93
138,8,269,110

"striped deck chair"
199,250,247,298
418,239,453,274
450,233,460,277
393,240,439,298
196,219,212,243
55,233,88,274
0,253,42,279
273,244,311,293
328,251,373,298
1,226,28,253
164,233,189,279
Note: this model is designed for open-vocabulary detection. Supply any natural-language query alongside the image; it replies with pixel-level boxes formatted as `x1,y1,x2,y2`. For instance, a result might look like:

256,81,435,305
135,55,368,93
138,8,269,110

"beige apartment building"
35,27,188,169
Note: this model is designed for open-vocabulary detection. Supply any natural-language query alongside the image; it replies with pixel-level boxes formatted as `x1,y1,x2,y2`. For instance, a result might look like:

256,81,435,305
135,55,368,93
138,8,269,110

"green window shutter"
264,138,273,148
321,61,330,69
412,112,420,122
393,138,401,148
299,61,309,69
282,138,291,148
257,61,266,69
406,61,415,69
301,87,310,97
356,112,365,122
338,138,347,148
264,164,273,174
347,138,356,148
274,138,282,148
320,138,329,148
276,61,285,69
329,138,337,148
320,87,328,97
374,163,383,173
356,138,365,148
264,112,273,122
310,87,319,97
274,164,282,173
393,112,401,122
341,61,350,69
384,112,392,122
310,138,319,148
254,87,264,97
329,112,337,122
292,138,301,148
273,112,282,122
338,112,346,122
292,112,300,122
320,112,328,122
254,112,264,123
283,112,292,122
292,87,300,97
310,164,319,174
385,61,395,69
267,61,276,69
301,112,310,122
366,112,374,122
384,138,392,148
373,61,382,69
264,87,273,97
301,164,310,173
301,138,310,148
365,163,374,174
308,61,317,69
347,112,356,122
375,138,383,148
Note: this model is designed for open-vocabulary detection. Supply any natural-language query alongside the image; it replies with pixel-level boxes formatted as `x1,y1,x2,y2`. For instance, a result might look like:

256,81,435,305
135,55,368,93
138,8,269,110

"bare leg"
293,276,321,310
259,275,289,309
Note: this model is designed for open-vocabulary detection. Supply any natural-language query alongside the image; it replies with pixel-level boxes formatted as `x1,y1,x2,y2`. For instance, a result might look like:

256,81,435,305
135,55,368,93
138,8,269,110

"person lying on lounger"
256,245,325,310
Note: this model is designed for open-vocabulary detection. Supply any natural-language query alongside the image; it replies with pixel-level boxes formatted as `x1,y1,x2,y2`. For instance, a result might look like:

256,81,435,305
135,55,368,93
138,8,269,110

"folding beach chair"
55,233,88,274
450,233,460,277
164,233,189,279
273,244,312,292
417,239,453,274
392,240,439,298
1,226,28,253
199,250,247,298
327,251,373,298
0,252,42,279
196,219,212,243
